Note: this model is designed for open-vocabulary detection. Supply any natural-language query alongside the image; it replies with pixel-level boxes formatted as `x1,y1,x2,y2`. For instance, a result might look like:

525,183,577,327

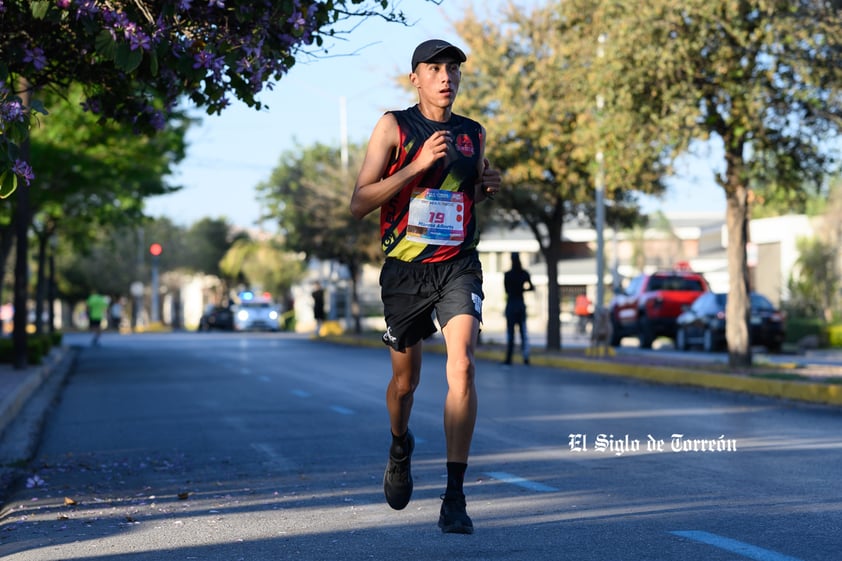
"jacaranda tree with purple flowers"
0,0,414,367
1,0,410,194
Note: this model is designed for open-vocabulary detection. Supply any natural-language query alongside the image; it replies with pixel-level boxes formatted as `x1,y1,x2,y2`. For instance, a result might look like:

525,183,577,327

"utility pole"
595,33,607,313
149,243,162,324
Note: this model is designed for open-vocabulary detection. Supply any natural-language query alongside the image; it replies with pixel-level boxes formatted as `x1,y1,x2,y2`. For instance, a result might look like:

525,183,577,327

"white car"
233,297,281,332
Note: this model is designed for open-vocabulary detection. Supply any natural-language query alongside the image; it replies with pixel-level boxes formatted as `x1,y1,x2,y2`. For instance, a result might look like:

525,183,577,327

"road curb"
0,346,78,504
325,335,842,407
523,353,842,407
0,347,72,439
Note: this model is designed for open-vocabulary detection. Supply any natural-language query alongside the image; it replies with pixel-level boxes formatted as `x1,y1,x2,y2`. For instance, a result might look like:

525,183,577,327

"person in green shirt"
86,291,109,346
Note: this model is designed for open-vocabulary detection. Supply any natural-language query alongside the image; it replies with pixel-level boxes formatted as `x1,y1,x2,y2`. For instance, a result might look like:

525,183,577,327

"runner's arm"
473,125,501,203
350,114,451,220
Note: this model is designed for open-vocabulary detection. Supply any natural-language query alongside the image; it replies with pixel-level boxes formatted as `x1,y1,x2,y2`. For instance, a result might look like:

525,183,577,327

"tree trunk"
544,247,562,351
48,241,56,333
348,261,362,334
13,78,32,369
542,212,565,351
34,231,47,335
725,183,752,368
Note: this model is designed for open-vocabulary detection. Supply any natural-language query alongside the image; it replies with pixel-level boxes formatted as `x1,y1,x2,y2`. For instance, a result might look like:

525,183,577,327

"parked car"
675,291,785,353
608,268,710,348
198,304,234,331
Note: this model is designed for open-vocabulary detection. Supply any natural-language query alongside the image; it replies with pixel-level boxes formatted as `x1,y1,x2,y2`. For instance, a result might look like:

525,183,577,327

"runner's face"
412,59,461,107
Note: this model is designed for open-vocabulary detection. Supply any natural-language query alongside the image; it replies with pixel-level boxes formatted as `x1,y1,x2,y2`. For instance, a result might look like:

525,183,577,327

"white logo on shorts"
383,326,397,345
472,293,482,315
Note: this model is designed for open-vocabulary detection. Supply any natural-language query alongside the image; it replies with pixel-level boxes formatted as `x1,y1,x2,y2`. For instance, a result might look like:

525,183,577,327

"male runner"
350,39,501,534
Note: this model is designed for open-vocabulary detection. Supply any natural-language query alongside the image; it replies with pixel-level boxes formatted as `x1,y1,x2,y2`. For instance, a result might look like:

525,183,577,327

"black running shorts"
380,252,484,351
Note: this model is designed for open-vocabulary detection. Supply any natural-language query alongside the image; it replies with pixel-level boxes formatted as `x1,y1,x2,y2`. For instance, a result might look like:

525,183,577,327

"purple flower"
56,0,70,8
208,0,225,8
1,100,24,122
288,11,306,30
23,46,47,71
147,110,166,131
126,26,152,51
75,0,99,18
26,475,45,488
81,98,102,114
193,50,214,70
236,57,252,74
12,160,34,186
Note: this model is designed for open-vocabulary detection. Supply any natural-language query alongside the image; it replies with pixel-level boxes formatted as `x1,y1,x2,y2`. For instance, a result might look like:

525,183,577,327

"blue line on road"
291,389,311,398
330,405,354,415
671,531,805,561
484,471,558,492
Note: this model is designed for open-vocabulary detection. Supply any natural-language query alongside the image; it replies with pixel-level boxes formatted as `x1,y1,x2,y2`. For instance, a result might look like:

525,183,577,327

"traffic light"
149,243,163,256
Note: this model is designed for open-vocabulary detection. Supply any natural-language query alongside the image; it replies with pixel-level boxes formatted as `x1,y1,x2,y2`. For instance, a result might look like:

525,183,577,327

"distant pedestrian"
108,296,123,331
312,282,326,336
575,293,592,335
503,252,534,365
86,291,109,346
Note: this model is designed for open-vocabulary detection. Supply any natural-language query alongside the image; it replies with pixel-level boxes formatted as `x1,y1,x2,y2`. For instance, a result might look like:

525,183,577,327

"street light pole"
149,243,162,324
595,33,607,314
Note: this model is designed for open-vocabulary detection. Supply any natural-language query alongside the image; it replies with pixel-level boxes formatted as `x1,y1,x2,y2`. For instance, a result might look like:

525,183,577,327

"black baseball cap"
411,39,467,71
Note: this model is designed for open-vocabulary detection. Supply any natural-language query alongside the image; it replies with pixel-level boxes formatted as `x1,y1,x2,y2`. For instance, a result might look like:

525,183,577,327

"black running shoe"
383,430,414,510
438,492,473,534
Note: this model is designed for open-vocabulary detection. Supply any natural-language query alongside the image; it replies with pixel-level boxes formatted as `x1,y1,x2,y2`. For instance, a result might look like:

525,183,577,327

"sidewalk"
331,329,842,407
0,344,76,442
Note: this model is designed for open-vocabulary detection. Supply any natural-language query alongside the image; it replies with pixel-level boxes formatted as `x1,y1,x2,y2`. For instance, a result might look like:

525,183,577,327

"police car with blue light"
233,290,281,332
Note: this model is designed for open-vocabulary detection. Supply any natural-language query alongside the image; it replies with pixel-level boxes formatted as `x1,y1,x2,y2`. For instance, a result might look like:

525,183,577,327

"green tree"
452,4,661,350
2,1,415,366
219,237,305,300
182,218,247,278
59,218,185,304
23,85,188,332
788,236,838,322
577,0,842,366
258,142,380,333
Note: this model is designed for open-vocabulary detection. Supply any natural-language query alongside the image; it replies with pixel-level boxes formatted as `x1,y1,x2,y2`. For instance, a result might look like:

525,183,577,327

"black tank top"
379,105,483,263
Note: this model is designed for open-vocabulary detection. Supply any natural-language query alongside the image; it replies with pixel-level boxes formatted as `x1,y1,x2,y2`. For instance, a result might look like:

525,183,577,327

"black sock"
390,430,410,458
446,462,467,496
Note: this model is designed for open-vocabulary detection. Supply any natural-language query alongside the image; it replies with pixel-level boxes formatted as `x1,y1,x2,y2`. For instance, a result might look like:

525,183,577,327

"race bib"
406,188,465,246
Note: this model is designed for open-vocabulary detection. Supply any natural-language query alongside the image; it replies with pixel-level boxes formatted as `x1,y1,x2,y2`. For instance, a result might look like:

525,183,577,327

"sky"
143,0,728,231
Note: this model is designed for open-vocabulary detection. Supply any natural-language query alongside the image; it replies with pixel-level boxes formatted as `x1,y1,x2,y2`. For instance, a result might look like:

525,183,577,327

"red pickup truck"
608,269,710,349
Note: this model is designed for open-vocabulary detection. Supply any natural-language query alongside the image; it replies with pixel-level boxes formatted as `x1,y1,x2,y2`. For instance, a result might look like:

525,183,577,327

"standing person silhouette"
312,281,326,336
502,252,534,365
350,39,502,534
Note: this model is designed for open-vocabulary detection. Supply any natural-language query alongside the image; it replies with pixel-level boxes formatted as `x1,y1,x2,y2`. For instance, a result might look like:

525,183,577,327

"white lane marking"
484,471,558,492
223,416,247,432
330,405,354,415
671,531,805,561
251,442,295,470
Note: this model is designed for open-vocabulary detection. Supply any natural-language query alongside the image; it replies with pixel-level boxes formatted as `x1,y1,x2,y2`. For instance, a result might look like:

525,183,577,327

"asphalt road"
1,332,840,561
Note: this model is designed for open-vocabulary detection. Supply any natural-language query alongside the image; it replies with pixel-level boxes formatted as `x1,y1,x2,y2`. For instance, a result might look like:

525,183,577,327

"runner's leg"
441,314,479,463
387,342,422,437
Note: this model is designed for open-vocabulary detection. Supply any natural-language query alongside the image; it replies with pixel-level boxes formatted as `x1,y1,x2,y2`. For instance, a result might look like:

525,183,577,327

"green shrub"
0,333,60,365
785,316,828,347
826,324,842,348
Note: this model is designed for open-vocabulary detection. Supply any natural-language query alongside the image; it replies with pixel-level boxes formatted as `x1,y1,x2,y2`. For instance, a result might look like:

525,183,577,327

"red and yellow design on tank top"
380,105,483,263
